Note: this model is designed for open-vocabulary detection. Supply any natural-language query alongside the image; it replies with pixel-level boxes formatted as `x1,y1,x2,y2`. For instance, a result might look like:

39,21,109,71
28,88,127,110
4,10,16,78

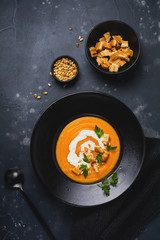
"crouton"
121,41,128,48
113,35,123,44
99,49,112,57
109,64,119,72
89,47,97,57
118,60,126,67
102,58,109,64
102,58,110,68
125,48,133,57
109,58,121,65
128,49,133,57
96,57,103,66
102,134,110,145
116,42,121,49
121,48,133,57
101,62,111,69
102,41,112,49
110,39,117,47
72,166,82,175
95,42,103,51
101,152,109,162
99,37,106,42
103,32,111,42
94,145,104,154
110,51,119,61
118,53,130,62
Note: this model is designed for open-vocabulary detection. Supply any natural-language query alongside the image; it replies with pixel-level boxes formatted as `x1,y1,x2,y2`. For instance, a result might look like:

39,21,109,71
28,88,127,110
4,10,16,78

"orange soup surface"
56,116,120,183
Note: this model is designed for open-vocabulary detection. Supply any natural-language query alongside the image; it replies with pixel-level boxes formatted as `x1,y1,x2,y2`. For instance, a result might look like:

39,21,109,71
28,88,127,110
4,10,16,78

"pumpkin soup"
56,116,120,183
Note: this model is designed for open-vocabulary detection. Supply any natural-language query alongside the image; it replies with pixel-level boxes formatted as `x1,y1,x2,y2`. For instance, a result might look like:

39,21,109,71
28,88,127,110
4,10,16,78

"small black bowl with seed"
51,56,79,84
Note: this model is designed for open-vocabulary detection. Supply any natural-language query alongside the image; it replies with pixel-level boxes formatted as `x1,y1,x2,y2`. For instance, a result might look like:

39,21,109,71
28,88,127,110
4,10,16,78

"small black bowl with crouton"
85,20,140,74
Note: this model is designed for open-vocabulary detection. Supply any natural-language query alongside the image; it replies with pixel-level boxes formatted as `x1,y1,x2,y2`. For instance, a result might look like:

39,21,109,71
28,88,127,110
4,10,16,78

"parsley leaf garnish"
107,145,117,152
83,154,89,163
79,164,88,178
96,153,102,164
97,176,110,195
94,125,104,138
79,164,87,170
83,168,88,178
97,172,118,195
109,172,118,186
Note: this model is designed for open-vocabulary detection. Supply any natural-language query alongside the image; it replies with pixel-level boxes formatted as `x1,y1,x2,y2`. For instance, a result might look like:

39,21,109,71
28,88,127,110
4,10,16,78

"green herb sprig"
107,145,117,152
96,153,102,164
97,177,110,195
79,164,88,178
97,172,118,195
94,125,104,138
83,155,89,163
109,172,118,186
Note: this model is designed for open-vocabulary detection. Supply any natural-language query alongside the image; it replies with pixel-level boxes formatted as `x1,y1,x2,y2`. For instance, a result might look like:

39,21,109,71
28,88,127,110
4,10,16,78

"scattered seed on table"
37,96,41,99
43,92,48,95
34,93,37,98
48,83,51,87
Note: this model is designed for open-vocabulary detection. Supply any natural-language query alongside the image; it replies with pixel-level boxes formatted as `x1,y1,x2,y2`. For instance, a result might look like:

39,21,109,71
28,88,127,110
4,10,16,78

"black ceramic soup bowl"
30,92,145,207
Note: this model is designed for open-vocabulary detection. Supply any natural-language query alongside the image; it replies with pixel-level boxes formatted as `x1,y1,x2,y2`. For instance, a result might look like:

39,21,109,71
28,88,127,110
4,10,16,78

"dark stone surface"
0,0,160,239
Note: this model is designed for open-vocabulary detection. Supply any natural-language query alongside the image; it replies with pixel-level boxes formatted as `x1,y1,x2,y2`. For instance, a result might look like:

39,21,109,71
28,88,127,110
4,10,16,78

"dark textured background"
0,0,160,239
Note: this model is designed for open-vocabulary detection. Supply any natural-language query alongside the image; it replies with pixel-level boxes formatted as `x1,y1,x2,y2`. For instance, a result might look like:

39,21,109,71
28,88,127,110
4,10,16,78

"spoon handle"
20,189,56,240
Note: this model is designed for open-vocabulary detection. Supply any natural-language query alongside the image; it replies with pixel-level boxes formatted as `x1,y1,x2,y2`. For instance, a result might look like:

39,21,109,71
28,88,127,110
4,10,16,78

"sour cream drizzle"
67,130,105,167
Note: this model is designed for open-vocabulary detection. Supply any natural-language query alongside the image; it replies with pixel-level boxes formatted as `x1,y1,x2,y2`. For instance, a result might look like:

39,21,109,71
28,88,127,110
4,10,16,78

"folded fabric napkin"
71,138,160,240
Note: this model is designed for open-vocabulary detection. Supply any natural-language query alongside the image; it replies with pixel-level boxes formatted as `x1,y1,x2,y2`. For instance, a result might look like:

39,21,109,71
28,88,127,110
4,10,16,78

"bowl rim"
85,20,140,75
51,55,79,83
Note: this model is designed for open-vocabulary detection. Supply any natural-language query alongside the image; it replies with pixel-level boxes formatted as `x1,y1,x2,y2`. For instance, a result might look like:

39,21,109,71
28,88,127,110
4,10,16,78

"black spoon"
5,168,56,240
